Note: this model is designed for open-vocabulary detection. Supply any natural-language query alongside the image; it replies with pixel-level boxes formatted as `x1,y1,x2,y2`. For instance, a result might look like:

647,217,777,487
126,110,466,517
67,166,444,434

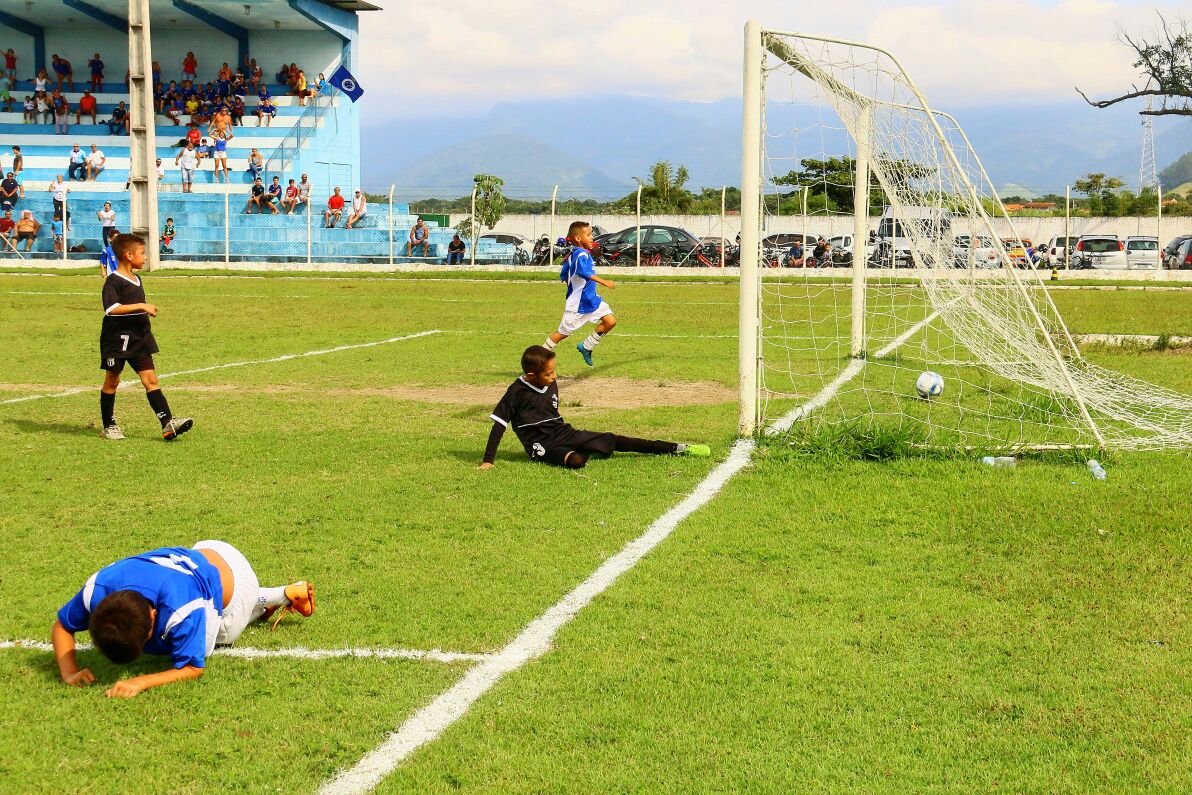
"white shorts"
557,301,612,336
193,539,260,646
214,151,226,160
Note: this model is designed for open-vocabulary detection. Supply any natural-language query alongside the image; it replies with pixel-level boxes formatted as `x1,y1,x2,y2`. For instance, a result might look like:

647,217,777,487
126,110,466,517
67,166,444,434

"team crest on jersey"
532,442,546,458
106,357,115,367
552,394,558,408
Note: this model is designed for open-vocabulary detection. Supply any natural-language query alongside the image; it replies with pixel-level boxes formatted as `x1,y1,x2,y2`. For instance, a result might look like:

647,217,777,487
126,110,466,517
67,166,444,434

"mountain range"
362,95,1192,199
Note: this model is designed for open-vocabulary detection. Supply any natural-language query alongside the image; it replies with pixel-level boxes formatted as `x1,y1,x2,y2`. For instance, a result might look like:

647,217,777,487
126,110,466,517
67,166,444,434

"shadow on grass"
5,418,98,438
559,353,661,383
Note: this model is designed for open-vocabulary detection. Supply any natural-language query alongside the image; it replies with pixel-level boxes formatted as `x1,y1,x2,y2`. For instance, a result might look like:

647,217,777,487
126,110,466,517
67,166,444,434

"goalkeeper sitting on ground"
52,540,314,698
480,345,710,469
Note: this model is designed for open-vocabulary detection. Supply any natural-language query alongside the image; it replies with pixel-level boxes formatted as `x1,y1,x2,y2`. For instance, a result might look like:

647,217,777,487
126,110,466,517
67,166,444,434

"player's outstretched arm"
480,421,505,469
106,664,203,699
51,619,96,687
592,275,617,289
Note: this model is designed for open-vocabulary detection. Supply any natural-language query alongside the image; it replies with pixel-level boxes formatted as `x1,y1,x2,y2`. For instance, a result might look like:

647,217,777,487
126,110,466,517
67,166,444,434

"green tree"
456,174,507,240
1073,173,1126,216
1077,15,1192,117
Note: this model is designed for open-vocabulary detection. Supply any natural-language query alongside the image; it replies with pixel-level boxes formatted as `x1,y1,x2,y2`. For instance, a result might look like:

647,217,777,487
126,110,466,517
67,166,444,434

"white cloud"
357,0,1187,115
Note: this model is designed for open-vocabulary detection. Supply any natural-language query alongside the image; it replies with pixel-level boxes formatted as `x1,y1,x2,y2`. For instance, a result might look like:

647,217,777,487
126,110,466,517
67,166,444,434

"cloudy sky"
358,0,1185,117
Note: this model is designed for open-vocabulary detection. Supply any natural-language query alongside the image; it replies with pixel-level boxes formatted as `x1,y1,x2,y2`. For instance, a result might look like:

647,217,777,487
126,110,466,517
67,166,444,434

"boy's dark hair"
567,221,591,239
521,344,556,375
89,590,152,664
112,232,143,260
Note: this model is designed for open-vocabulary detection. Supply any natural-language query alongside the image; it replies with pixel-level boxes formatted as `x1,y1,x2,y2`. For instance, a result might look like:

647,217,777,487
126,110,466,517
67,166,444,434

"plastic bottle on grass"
981,456,1016,468
1087,460,1107,481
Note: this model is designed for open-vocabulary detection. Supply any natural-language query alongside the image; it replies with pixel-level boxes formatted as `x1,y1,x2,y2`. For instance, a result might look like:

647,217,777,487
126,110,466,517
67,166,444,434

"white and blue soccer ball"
915,371,945,399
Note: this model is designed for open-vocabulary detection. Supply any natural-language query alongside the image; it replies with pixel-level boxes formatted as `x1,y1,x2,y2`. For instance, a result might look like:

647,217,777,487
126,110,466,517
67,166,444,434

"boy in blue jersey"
52,540,315,698
545,221,617,367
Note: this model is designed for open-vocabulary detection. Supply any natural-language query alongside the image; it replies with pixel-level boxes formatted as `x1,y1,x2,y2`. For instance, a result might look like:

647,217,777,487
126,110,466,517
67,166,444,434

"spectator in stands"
0,172,18,211
52,213,64,253
10,146,23,197
266,176,283,210
161,217,176,254
14,209,39,253
281,179,301,214
209,105,233,139
211,131,230,183
174,141,200,193
76,89,98,125
293,70,309,107
0,78,12,113
33,68,49,94
274,63,290,84
196,137,212,164
52,54,74,91
36,91,51,124
346,190,368,229
88,52,104,92
406,217,430,257
245,177,278,214
4,48,16,81
246,148,263,180
86,144,106,181
97,201,116,240
255,96,277,127
184,93,201,119
218,62,232,82
107,101,129,135
182,52,197,82
164,91,183,125
52,92,70,135
152,60,161,86
324,187,345,228
0,209,15,254
67,144,87,181
23,95,35,123
48,175,69,228
185,126,201,148
296,174,312,213
155,158,165,182
447,234,465,265
314,73,328,95
249,60,263,91
229,95,246,127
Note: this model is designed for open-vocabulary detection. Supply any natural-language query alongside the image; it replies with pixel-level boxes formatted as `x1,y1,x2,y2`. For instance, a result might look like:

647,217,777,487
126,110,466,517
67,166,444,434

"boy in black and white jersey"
480,345,709,469
99,233,192,441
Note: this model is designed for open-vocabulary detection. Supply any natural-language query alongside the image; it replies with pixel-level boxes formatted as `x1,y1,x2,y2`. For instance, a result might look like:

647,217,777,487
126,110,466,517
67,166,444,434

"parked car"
1171,237,1192,270
1040,235,1079,268
871,206,953,268
951,235,1000,269
1001,238,1035,267
827,232,874,265
1162,235,1192,269
595,225,701,265
1124,236,1160,269
1073,234,1126,269
479,233,531,265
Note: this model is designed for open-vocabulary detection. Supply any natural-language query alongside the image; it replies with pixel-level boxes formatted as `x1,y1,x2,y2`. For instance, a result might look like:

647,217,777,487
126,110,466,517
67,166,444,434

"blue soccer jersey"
57,547,224,669
99,244,118,276
560,248,601,314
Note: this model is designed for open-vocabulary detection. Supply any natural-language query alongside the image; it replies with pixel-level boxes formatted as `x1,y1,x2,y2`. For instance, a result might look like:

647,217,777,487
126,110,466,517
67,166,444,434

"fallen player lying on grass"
51,540,314,698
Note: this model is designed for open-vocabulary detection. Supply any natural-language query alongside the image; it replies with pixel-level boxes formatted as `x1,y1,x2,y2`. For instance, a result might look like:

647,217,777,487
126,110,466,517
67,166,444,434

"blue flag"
328,65,364,102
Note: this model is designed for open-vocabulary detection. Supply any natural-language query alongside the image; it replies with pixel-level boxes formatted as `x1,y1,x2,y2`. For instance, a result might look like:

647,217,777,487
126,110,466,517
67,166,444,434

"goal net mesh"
754,30,1192,451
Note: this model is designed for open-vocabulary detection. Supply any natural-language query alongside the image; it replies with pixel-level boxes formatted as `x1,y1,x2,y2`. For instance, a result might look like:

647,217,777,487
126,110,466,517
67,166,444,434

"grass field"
0,270,1188,793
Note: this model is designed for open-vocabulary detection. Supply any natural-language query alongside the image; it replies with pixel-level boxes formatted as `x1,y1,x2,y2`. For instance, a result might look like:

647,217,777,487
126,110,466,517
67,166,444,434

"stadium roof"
14,1,378,31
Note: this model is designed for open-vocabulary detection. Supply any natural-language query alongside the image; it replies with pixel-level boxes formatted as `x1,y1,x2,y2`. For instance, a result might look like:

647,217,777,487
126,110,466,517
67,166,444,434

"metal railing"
263,93,335,175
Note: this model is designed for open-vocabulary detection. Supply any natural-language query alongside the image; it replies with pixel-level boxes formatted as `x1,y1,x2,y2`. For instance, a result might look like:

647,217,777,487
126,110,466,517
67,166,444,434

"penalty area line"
0,329,443,406
0,640,490,664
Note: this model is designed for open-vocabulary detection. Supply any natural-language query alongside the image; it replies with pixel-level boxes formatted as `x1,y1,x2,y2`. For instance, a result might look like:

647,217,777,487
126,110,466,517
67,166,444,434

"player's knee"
601,315,617,331
564,452,588,469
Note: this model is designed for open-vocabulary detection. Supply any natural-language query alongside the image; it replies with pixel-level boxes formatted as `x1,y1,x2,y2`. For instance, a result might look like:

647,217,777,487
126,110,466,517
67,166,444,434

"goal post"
739,23,1192,451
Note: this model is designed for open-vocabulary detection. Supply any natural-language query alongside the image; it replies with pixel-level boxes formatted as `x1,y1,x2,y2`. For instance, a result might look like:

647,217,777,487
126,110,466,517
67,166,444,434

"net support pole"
549,184,558,265
388,184,395,267
738,20,763,436
1157,185,1163,268
470,187,477,268
61,191,68,264
635,184,643,268
223,189,230,266
720,185,727,268
1064,186,1070,270
850,104,871,357
128,0,159,270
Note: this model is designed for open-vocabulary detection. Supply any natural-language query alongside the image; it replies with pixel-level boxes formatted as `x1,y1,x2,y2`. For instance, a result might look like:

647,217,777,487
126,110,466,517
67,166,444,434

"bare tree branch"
1079,14,1192,116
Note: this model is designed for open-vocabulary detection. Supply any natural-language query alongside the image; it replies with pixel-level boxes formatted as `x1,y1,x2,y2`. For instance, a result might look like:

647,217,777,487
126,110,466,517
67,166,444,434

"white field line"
7,291,315,299
0,640,489,664
316,438,757,795
766,310,942,435
319,303,944,794
0,330,443,405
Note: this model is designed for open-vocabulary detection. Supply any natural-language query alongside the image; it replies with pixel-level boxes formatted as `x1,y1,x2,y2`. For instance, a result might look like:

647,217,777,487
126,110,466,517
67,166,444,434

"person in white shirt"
96,200,116,238
174,142,200,193
155,157,165,181
86,144,105,180
296,174,311,211
346,189,368,229
48,174,70,230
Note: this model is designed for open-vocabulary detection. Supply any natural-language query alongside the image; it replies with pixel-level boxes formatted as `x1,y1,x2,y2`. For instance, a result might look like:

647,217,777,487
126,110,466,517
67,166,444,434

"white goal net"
739,25,1192,451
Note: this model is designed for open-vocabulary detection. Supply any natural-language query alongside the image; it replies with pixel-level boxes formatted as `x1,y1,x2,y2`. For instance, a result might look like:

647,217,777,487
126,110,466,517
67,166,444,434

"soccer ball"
915,371,945,399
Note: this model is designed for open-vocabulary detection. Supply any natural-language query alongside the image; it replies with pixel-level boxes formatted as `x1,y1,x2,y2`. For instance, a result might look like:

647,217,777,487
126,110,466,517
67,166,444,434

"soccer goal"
737,22,1192,452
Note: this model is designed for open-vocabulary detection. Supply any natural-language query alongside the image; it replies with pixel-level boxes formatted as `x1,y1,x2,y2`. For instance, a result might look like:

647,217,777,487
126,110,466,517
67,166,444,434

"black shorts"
531,426,616,467
101,354,155,373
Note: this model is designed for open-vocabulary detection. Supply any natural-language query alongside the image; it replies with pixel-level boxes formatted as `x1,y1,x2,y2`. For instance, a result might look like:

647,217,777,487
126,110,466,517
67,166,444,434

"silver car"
1074,235,1126,269
1124,236,1160,270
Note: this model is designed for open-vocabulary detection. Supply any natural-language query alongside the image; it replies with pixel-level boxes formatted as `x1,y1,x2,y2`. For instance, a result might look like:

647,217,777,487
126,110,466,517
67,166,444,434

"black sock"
613,435,678,456
146,389,172,428
100,391,115,427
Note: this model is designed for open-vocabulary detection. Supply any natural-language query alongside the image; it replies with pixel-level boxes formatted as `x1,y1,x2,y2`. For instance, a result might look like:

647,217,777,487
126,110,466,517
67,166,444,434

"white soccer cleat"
101,424,125,440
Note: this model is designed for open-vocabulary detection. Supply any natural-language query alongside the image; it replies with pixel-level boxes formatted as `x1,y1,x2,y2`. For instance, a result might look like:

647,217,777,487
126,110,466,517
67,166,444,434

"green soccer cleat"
679,443,711,457
577,342,594,367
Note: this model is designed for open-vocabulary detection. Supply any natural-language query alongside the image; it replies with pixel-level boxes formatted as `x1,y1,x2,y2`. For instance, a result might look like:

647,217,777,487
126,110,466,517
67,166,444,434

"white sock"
257,585,290,609
543,337,557,350
582,332,603,352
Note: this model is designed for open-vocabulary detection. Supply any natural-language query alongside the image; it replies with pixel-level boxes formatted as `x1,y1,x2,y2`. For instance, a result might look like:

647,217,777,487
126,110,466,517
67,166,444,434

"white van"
872,206,953,268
